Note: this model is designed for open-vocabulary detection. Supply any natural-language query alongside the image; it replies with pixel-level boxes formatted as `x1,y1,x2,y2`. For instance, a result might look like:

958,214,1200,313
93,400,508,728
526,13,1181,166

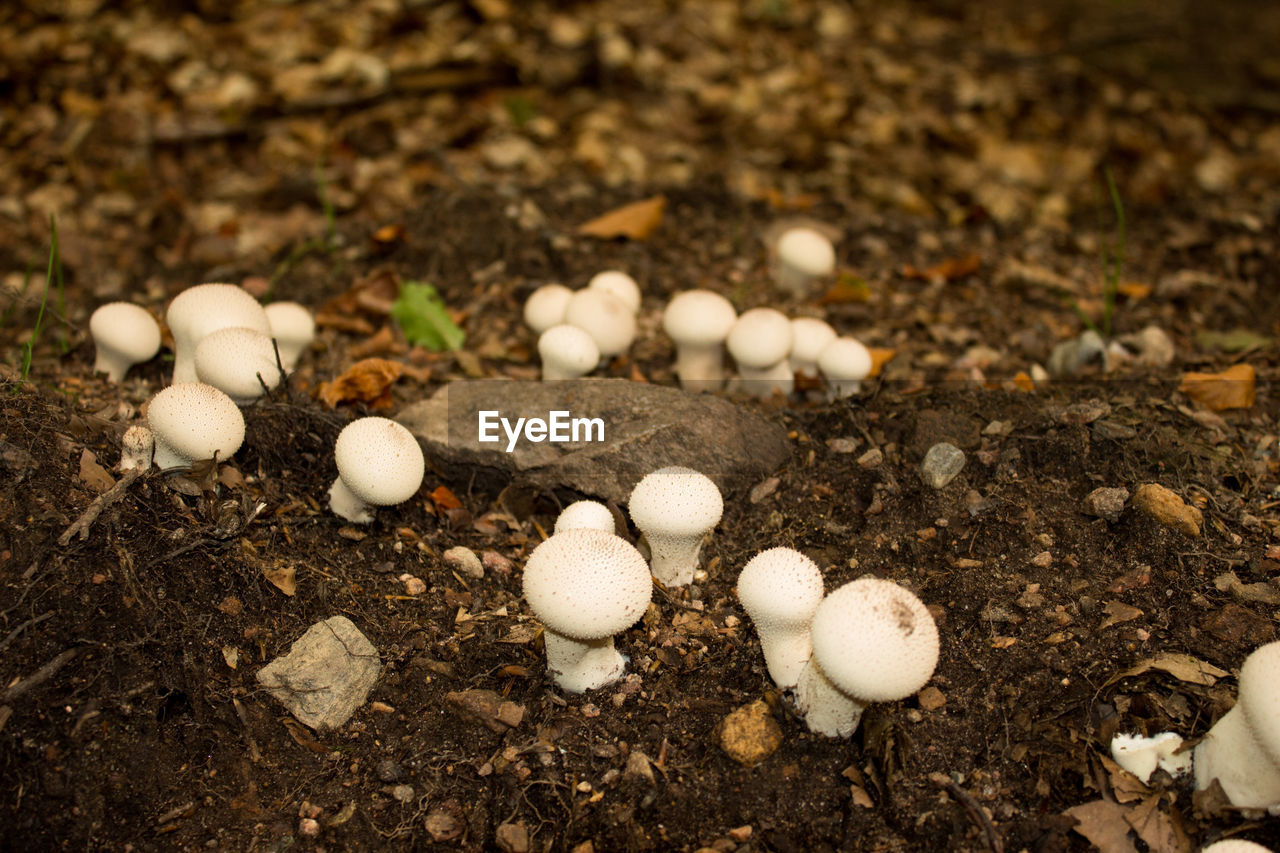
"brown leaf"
1065,799,1139,853
446,689,524,733
818,274,872,304
1100,600,1144,629
429,485,462,512
577,196,666,240
1178,363,1256,411
901,252,981,282
868,348,896,377
1106,653,1228,688
263,566,297,597
318,358,404,409
1117,281,1153,302
1124,795,1191,853
78,449,115,494
1100,754,1151,803
281,717,327,753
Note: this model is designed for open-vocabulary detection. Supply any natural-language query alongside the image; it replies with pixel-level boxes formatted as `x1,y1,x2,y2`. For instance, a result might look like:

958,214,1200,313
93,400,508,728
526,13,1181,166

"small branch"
1,648,79,703
58,467,143,546
931,773,1004,853
0,612,53,654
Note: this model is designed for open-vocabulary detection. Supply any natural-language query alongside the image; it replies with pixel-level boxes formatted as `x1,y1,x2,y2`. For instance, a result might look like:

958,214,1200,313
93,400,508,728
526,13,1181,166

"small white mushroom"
523,284,574,336
795,577,939,737
1200,841,1275,853
626,466,723,587
773,226,835,294
89,302,161,383
194,326,282,404
264,301,315,372
1194,640,1280,813
587,270,641,314
328,417,426,524
564,289,636,360
788,317,837,378
1110,732,1191,784
146,383,245,471
736,548,825,690
818,336,873,399
662,290,738,392
522,528,652,693
727,307,794,399
118,424,154,472
538,324,600,381
167,283,271,384
554,500,616,534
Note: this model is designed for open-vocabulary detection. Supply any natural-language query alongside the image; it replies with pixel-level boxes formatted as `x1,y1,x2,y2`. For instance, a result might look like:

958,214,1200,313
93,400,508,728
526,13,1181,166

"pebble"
298,818,320,837
920,443,965,489
495,822,530,853
1082,487,1129,523
917,686,946,711
443,546,484,579
391,784,414,803
1030,551,1053,568
718,700,783,766
399,574,426,595
1047,329,1107,377
375,759,401,783
857,447,883,468
482,550,513,575
1132,483,1202,537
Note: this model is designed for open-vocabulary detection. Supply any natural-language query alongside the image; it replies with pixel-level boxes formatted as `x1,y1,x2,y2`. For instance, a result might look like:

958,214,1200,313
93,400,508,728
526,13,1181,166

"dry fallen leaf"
1117,281,1153,301
1101,600,1144,629
78,449,115,493
263,566,297,597
868,348,896,377
1065,799,1139,853
577,195,666,240
1105,652,1228,688
318,358,404,409
901,252,981,282
1124,795,1191,853
430,485,463,512
1178,363,1255,411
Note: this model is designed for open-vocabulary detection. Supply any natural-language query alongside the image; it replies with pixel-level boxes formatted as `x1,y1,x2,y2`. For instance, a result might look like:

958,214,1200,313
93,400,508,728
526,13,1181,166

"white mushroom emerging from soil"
795,577,940,738
522,528,652,693
788,317,837,378
167,283,272,384
328,417,426,524
773,226,836,294
263,301,315,372
538,324,601,381
1200,840,1275,853
89,302,162,383
146,383,245,471
564,289,636,361
1110,732,1192,784
554,500,616,534
736,547,825,690
727,307,795,399
587,270,641,314
818,336,873,399
118,424,154,472
194,326,282,404
1194,640,1280,813
662,290,738,392
627,466,723,587
523,283,574,336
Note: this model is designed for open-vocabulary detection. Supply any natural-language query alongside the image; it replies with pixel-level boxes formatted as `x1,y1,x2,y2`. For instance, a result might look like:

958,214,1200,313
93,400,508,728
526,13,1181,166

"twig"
1,648,79,703
0,612,53,654
930,773,1004,853
58,467,143,546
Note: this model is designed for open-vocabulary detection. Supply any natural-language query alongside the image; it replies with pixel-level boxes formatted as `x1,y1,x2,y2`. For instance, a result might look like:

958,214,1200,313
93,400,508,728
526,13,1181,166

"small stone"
728,826,753,842
443,546,484,579
391,784,414,803
1133,483,1202,537
917,686,946,711
920,443,965,489
1030,551,1053,568
623,750,656,786
482,550,513,575
1047,330,1107,377
827,437,859,454
400,574,426,595
718,700,783,766
256,616,381,730
424,801,466,842
375,759,400,783
1082,487,1129,523
495,821,530,853
446,689,524,733
857,447,883,468
298,818,321,837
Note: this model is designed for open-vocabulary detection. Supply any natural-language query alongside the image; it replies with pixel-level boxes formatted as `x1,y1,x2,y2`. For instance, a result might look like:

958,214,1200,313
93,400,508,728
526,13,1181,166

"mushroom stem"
673,342,727,392
542,630,626,693
736,361,795,399
644,533,705,588
795,656,868,738
328,476,374,524
1194,705,1280,811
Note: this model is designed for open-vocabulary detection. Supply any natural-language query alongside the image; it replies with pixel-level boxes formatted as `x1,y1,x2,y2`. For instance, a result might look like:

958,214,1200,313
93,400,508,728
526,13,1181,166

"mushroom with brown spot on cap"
328,417,426,524
522,528,652,693
264,301,315,372
627,466,723,587
523,283,574,336
167,283,271,384
146,383,246,471
90,302,162,383
1194,640,1280,814
194,326,282,405
662,290,738,392
537,324,600,381
737,547,825,690
727,307,794,399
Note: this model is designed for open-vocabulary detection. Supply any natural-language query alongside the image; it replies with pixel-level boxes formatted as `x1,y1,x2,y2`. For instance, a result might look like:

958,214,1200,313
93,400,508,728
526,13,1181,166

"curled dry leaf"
78,449,115,494
577,195,666,240
1178,363,1255,411
868,348,897,377
318,358,404,409
1100,600,1144,629
263,565,297,597
1104,652,1228,688
901,252,981,282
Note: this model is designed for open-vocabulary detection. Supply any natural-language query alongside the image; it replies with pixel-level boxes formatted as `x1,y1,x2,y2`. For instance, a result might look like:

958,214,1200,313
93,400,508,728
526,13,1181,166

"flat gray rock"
257,615,381,730
397,379,791,503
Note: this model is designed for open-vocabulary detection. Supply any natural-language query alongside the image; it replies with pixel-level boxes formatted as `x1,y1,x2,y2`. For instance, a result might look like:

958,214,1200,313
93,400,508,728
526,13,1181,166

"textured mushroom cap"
564,289,636,358
663,290,738,347
523,284,574,335
587,270,641,314
90,302,162,375
538,324,600,378
334,417,425,507
147,383,245,466
1237,640,1280,766
1201,842,1274,853
264,301,315,352
522,528,652,640
627,466,723,537
777,227,836,277
818,337,873,381
555,500,616,534
167,283,271,383
737,548,825,629
789,318,838,369
727,308,793,369
810,578,939,704
194,326,281,401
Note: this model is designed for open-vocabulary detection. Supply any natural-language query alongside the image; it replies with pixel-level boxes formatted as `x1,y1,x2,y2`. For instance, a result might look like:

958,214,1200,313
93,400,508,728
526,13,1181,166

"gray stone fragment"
920,442,965,489
256,615,381,730
443,545,484,579
1082,486,1129,523
396,379,790,503
1047,329,1108,377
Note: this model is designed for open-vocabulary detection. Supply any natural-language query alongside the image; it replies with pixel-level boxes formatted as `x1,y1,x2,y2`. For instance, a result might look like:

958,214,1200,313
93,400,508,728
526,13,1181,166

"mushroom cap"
538,324,600,377
663,290,738,347
777,227,836,277
333,417,425,507
524,284,574,335
727,308,793,370
627,466,723,538
810,578,939,704
522,528,652,640
264,301,316,347
194,326,282,401
1237,640,1280,766
167,282,271,352
788,318,838,368
555,500,616,534
737,547,825,630
564,289,636,358
1200,841,1275,853
818,336,873,381
587,270,642,314
89,302,162,368
146,383,245,465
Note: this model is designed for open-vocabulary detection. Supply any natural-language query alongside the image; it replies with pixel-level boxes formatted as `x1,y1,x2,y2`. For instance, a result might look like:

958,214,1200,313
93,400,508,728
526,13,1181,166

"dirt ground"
3,1,1280,851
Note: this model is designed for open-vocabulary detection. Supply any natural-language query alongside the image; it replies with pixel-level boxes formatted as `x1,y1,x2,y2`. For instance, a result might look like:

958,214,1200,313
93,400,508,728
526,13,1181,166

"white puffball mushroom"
818,336,873,400
524,283,574,336
167,283,271,384
587,270,641,314
264,301,315,372
522,528,652,693
194,326,282,405
89,302,161,383
538,324,600,381
727,307,794,399
774,226,836,294
736,548,825,690
662,290,738,392
1110,732,1192,784
328,417,426,524
1194,640,1280,814
795,577,939,738
146,383,245,471
788,317,837,377
627,466,723,587
118,424,154,472
1201,841,1275,853
564,289,636,360
555,500,616,534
